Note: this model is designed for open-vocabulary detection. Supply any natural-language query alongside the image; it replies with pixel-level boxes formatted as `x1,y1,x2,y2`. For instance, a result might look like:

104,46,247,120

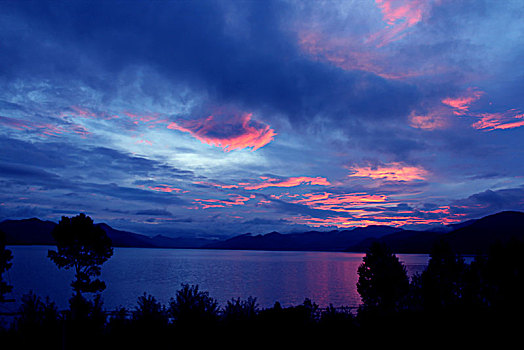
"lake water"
2,246,430,311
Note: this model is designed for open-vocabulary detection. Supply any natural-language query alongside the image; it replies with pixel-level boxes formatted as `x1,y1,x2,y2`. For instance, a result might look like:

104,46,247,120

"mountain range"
0,218,216,249
1,211,524,253
203,226,403,251
346,211,524,253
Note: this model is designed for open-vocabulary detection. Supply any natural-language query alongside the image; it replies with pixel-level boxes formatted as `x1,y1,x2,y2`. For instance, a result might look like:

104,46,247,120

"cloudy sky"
1,0,524,238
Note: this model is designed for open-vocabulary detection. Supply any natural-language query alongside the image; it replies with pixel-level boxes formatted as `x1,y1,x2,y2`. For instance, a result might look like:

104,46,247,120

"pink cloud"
243,176,331,190
287,205,466,228
147,185,184,193
124,112,168,128
409,108,449,130
0,116,90,138
136,139,153,146
193,194,255,209
409,88,485,131
290,191,389,213
421,88,524,132
441,88,484,115
349,162,428,181
194,181,240,189
298,31,420,80
167,112,276,152
368,0,430,47
472,110,524,131
64,106,119,121
296,0,442,81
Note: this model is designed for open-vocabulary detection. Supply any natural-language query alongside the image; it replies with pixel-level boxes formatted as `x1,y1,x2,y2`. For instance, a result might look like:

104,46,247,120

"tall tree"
414,240,467,311
0,229,13,301
357,242,409,314
48,213,113,295
481,238,524,311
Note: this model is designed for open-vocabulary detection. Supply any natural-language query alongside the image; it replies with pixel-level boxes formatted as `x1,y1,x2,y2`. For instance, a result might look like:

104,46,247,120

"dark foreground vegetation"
1,214,524,348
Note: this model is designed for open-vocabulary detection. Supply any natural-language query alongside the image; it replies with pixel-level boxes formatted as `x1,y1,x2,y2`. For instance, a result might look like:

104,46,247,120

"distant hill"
0,218,216,249
204,226,403,251
0,218,56,245
149,234,216,249
346,230,443,253
96,223,157,248
346,211,524,254
444,211,524,253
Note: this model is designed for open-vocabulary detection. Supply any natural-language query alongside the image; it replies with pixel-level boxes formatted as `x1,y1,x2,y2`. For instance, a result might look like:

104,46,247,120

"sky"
1,0,524,239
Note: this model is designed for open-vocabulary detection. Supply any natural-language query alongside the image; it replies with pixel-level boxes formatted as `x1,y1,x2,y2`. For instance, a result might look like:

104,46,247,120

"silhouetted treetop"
48,213,113,294
414,240,467,311
357,242,409,313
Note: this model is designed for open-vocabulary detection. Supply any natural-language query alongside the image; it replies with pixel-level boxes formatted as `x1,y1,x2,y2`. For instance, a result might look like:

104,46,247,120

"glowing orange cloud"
167,112,276,152
472,110,524,131
243,176,331,190
441,88,484,115
349,162,428,181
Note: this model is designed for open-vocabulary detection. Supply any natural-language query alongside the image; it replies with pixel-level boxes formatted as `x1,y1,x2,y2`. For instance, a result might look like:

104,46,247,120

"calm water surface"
4,246,429,310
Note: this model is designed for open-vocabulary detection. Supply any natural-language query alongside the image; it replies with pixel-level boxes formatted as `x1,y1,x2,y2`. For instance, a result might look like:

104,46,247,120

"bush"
132,293,168,327
222,296,259,324
14,291,61,348
17,291,60,333
168,284,219,327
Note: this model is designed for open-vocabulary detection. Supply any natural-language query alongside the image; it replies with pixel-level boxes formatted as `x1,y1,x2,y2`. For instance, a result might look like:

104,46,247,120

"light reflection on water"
4,246,430,310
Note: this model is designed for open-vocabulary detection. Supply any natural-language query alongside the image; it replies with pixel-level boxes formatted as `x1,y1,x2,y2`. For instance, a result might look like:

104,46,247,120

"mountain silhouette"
346,211,524,253
2,211,523,253
346,230,443,253
0,218,56,245
444,211,524,253
204,226,403,251
0,218,216,248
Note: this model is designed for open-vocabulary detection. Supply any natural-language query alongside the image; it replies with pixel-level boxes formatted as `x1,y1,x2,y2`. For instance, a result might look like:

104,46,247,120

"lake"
3,246,430,311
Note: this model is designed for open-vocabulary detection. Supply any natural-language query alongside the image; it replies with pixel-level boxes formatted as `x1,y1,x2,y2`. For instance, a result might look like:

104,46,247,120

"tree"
481,238,524,311
413,240,467,312
48,213,113,295
357,242,410,314
0,229,13,302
